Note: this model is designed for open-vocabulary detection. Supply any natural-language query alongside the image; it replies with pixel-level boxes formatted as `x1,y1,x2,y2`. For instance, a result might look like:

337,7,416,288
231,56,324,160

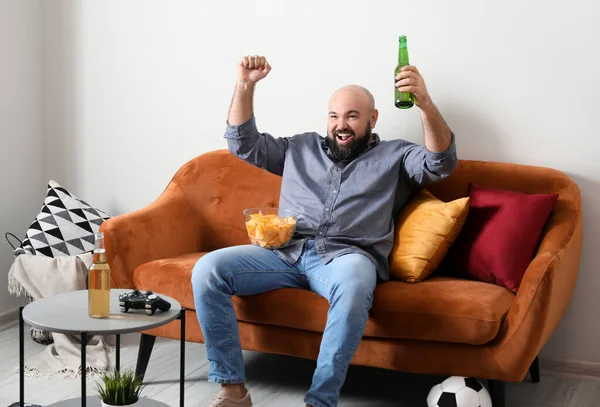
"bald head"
329,85,375,113
326,84,379,162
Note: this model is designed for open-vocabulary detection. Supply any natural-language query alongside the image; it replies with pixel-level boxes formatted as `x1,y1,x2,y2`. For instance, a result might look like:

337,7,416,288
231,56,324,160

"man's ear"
370,109,379,129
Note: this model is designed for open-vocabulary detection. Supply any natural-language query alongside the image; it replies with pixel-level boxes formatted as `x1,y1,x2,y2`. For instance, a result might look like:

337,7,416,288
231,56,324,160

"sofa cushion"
389,189,470,283
444,183,558,292
134,253,514,345
234,276,512,345
133,252,204,311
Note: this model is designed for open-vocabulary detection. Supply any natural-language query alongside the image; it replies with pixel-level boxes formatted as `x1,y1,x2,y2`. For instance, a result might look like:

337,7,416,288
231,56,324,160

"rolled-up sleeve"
224,115,289,176
401,132,458,188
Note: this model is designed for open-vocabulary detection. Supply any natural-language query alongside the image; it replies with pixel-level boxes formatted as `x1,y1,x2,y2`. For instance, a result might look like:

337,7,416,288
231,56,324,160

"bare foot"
221,383,248,399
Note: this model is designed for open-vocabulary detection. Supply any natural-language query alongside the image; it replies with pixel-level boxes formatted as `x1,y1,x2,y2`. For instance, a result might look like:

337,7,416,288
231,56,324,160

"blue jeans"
191,240,377,407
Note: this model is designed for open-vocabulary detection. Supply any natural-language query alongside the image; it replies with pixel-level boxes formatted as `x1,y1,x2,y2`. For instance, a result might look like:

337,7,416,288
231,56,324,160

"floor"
1,322,599,407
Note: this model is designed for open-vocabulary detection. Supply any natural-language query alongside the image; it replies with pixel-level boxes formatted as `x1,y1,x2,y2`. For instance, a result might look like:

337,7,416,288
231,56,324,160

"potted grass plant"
95,368,146,407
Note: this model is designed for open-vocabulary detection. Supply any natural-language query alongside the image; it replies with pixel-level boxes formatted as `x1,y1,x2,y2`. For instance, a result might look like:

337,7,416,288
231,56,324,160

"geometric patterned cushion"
15,180,111,257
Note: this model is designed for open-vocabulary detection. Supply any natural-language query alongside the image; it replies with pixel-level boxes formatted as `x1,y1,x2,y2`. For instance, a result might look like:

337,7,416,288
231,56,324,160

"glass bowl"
243,207,298,249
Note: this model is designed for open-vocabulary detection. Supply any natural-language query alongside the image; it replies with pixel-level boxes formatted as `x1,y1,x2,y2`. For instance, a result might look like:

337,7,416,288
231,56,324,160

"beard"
325,123,372,162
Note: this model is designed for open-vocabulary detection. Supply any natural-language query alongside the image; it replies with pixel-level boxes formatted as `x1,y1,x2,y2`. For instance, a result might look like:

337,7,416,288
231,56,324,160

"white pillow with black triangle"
15,180,111,257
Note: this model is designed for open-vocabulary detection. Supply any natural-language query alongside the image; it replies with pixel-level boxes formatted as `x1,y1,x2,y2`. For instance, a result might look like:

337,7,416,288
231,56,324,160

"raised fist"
238,55,271,85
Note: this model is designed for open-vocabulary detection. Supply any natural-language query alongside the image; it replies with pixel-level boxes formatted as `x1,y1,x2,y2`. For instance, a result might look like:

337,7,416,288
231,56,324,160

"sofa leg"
488,380,505,407
135,333,156,380
529,356,540,383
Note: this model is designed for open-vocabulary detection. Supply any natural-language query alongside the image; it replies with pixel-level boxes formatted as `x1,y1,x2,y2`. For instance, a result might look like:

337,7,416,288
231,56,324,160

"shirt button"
332,190,337,194
319,231,324,236
325,208,330,211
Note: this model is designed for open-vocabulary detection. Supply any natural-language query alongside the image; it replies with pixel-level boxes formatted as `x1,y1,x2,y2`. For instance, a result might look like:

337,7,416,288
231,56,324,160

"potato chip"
245,212,297,249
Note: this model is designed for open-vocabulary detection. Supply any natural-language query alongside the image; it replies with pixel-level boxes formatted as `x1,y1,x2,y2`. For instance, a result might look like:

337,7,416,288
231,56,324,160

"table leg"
19,306,24,407
81,331,87,407
180,308,186,407
116,334,121,372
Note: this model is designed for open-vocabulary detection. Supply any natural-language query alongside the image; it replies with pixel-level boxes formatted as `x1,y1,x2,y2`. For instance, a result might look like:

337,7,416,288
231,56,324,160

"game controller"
118,289,172,315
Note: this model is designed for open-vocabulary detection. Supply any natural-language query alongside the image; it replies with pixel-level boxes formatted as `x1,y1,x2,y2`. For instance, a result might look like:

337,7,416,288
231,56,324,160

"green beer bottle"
394,35,415,109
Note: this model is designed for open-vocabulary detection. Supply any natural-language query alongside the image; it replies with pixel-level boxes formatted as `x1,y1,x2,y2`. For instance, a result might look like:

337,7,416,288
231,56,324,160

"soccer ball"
427,376,493,407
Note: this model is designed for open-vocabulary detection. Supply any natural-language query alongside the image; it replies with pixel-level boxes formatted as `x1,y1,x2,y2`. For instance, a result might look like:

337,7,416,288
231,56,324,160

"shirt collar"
369,133,381,147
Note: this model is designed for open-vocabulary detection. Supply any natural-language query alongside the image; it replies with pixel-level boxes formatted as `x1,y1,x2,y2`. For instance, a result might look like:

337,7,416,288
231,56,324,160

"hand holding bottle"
238,55,272,85
395,65,432,109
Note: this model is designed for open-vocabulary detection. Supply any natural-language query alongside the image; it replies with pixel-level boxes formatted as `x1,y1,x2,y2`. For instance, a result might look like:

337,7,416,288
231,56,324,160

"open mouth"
336,133,353,144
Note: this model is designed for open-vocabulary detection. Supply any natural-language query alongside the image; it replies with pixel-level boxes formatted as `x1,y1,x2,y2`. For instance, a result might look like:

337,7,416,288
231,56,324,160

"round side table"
18,289,186,407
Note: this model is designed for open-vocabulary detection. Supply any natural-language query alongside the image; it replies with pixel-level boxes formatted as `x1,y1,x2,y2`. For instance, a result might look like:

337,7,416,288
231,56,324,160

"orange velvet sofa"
99,149,583,406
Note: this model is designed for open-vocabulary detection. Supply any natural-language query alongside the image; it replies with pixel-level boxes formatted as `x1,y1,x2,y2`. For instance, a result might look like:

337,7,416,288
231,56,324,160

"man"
191,55,458,407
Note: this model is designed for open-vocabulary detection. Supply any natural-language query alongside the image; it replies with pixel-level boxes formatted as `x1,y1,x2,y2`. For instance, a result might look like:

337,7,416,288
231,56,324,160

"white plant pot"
101,401,138,407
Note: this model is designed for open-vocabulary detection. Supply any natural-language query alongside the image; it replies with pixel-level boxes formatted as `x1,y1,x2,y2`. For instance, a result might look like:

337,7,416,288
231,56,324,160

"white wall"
0,1,43,316
40,0,600,364
42,0,82,193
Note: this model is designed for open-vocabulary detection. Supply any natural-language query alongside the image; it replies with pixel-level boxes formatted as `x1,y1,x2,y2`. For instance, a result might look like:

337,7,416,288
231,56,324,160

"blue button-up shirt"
224,116,458,281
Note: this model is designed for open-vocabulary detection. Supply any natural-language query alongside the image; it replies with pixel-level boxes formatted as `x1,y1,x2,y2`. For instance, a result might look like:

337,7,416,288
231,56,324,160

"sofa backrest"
427,159,581,257
170,150,283,252
169,150,581,254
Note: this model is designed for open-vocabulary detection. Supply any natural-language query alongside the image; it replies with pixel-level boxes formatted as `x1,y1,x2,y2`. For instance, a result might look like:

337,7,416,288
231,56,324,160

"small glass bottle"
88,232,111,318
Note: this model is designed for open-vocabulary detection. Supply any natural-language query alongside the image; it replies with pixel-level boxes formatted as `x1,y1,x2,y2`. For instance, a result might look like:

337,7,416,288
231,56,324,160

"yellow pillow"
389,189,470,283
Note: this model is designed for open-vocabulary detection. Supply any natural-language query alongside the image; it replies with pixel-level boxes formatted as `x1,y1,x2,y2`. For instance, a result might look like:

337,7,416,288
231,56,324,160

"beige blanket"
8,253,114,379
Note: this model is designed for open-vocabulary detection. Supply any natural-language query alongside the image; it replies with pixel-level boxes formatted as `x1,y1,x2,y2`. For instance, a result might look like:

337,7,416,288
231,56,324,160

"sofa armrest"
490,203,583,380
99,182,199,288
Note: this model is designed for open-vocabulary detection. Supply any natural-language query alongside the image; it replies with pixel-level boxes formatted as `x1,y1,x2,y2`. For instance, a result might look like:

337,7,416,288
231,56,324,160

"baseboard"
0,307,19,331
540,357,600,380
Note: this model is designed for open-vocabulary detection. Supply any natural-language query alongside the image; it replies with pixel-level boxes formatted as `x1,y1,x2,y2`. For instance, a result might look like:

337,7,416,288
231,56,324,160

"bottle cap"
399,35,407,42
94,232,105,250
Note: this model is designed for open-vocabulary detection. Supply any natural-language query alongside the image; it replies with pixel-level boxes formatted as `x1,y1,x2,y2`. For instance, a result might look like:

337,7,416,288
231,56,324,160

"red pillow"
445,183,558,292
